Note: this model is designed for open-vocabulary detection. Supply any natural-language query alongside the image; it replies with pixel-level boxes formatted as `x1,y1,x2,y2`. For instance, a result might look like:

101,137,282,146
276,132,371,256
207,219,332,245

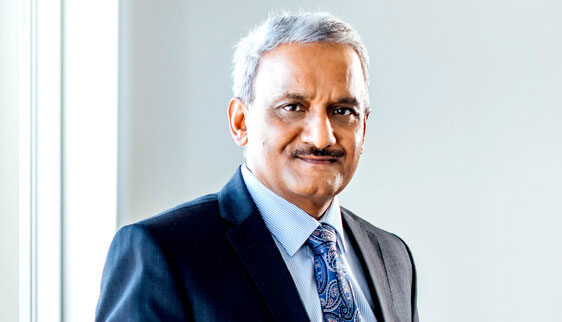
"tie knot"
306,223,337,255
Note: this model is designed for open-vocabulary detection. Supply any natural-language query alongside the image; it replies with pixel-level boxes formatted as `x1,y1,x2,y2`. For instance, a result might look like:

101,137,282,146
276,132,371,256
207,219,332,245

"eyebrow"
334,97,360,106
275,92,360,106
276,92,312,101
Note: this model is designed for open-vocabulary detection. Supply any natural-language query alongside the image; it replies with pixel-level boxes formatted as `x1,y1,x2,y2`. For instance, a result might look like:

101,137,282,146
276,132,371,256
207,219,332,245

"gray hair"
232,12,370,107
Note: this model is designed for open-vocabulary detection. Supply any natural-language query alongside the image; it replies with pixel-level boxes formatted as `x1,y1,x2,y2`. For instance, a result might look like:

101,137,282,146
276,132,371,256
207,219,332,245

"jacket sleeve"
95,224,190,321
393,234,419,322
404,240,418,322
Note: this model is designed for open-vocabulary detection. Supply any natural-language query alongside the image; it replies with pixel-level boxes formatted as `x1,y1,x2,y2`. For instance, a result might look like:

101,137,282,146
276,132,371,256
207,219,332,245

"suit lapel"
343,210,398,322
218,168,309,322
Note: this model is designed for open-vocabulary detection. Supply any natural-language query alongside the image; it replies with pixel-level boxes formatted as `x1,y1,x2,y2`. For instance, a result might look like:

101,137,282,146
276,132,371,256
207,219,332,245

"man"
96,12,418,322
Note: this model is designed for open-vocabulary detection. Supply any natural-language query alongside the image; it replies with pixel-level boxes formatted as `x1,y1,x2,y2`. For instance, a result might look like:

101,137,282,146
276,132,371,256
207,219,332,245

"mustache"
291,147,345,158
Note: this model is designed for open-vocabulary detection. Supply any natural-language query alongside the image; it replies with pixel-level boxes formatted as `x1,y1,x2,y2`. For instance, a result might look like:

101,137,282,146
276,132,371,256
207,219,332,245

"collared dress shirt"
241,165,377,322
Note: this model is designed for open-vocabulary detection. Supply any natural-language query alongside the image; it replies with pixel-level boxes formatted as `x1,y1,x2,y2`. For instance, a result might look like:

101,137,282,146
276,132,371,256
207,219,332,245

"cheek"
339,124,364,149
248,123,288,157
264,120,300,149
355,131,365,148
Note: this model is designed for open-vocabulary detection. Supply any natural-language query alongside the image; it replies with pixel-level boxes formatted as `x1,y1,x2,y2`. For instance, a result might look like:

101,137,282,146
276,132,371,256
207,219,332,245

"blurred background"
1,0,561,321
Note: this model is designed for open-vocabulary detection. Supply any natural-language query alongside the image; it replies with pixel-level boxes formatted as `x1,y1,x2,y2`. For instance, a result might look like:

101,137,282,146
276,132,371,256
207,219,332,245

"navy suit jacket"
96,168,418,321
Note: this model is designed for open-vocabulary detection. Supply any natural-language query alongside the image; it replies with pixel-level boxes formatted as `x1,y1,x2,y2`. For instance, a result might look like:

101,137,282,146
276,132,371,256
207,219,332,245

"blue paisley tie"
306,223,361,322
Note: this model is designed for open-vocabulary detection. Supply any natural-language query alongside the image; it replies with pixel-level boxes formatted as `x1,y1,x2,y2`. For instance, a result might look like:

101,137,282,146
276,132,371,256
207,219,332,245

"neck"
287,195,333,220
244,163,336,219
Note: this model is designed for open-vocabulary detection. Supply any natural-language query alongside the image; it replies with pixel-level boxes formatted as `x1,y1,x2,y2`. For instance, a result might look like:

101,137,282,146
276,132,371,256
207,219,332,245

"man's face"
235,43,369,213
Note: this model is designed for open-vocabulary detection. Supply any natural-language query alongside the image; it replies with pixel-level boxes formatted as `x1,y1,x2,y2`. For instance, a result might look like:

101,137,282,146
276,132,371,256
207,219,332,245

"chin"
289,181,342,199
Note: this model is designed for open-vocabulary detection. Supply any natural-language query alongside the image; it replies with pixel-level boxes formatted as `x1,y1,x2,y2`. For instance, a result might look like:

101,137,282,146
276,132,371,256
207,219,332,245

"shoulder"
102,192,228,286
127,193,224,237
138,193,220,228
341,206,415,269
96,197,222,321
341,207,411,250
111,193,228,259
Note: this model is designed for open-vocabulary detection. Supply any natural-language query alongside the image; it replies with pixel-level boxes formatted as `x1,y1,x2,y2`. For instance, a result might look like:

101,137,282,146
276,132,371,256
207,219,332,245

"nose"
300,110,337,149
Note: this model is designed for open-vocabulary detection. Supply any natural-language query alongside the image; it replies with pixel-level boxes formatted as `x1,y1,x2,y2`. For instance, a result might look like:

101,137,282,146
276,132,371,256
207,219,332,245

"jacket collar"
342,208,398,322
218,167,309,322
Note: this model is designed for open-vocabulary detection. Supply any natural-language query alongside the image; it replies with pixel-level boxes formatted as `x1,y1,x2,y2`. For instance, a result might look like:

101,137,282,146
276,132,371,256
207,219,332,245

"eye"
282,104,303,112
333,107,358,116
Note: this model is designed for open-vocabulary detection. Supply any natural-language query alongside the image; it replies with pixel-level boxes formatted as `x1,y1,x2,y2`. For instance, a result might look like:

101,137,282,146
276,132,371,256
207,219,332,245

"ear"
364,109,370,125
228,97,249,146
360,109,370,153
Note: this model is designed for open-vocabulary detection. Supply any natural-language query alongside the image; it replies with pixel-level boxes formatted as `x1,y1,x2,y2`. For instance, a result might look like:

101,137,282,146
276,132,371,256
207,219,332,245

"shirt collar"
241,164,348,257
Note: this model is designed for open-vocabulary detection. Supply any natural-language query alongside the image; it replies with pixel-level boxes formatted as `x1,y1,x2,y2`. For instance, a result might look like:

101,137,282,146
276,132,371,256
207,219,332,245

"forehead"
252,43,366,104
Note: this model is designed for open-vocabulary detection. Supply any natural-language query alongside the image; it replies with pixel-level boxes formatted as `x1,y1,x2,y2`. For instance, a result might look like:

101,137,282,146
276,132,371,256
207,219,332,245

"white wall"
0,0,20,320
119,0,562,321
62,1,118,320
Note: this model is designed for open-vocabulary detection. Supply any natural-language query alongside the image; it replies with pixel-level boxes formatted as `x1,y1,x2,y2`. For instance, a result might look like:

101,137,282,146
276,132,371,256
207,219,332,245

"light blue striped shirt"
241,165,377,322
